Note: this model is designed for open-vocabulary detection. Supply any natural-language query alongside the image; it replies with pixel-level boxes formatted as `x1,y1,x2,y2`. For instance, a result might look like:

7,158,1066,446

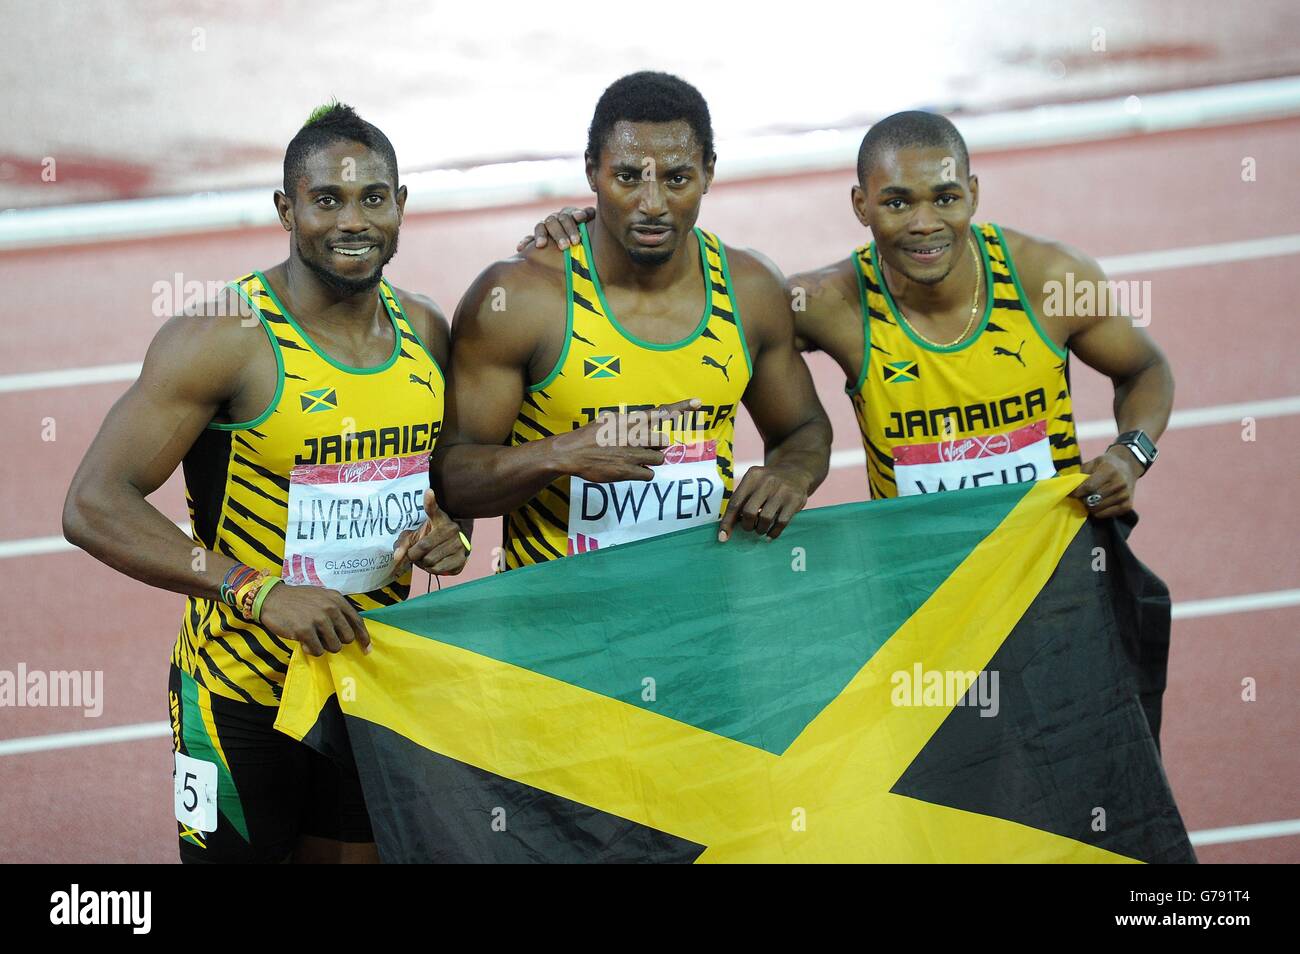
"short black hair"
282,101,399,197
587,71,714,163
856,111,969,185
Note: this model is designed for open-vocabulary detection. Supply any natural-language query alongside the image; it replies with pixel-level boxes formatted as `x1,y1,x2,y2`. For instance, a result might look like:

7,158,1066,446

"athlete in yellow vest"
790,112,1173,513
433,72,832,566
63,104,465,864
529,112,1173,515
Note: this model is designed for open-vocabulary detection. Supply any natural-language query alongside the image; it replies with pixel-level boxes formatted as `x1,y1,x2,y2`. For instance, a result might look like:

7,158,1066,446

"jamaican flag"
275,476,1193,863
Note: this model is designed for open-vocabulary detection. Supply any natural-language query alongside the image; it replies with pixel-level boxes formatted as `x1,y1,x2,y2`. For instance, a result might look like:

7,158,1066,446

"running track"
0,117,1297,863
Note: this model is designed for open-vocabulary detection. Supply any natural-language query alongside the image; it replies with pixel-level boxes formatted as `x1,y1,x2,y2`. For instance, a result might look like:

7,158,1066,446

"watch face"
1117,431,1156,468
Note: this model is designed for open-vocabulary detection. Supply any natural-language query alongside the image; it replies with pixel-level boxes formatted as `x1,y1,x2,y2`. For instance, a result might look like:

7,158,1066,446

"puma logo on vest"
993,339,1026,367
701,354,733,381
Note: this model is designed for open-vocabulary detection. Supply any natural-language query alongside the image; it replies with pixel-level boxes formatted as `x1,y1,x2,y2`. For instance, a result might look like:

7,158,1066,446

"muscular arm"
720,249,833,538
62,303,254,599
1013,233,1174,442
1010,229,1175,516
66,294,378,654
430,260,574,518
1064,260,1173,443
389,290,474,569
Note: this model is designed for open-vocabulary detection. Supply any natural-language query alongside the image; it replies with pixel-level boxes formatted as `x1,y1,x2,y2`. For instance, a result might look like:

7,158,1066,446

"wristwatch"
1110,430,1158,474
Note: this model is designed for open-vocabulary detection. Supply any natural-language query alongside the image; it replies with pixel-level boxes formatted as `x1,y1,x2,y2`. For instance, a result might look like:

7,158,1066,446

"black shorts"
168,665,372,863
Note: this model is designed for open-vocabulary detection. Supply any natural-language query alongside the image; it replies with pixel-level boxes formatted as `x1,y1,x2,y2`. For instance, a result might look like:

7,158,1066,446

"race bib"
568,440,722,554
892,421,1055,497
282,455,428,594
174,751,218,833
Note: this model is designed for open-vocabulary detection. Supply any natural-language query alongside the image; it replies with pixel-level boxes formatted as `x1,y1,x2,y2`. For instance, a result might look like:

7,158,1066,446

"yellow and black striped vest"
172,272,444,706
503,222,752,569
849,224,1079,500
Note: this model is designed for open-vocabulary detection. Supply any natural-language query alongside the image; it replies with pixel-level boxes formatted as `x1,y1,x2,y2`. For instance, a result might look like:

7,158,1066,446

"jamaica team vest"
503,221,752,569
172,272,444,706
849,223,1080,500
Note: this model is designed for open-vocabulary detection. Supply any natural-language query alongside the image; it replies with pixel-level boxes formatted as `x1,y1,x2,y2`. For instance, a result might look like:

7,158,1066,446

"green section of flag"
367,481,1029,754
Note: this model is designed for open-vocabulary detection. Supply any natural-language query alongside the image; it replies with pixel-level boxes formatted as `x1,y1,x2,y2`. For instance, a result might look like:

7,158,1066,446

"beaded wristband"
250,577,281,623
233,571,269,620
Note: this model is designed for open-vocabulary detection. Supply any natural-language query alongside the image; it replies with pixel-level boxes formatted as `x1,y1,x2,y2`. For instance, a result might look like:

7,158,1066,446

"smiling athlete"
64,103,466,863
796,111,1174,512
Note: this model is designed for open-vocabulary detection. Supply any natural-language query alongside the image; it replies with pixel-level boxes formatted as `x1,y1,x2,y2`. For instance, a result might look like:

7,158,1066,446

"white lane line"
0,361,141,394
1189,819,1300,848
0,720,170,756
2,228,1299,395
1,520,190,561
1172,589,1300,620
1098,394,1300,436
1101,233,1300,275
0,534,76,559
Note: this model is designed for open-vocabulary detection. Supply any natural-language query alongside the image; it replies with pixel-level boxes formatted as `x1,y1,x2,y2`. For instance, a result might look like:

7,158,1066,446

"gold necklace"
891,233,982,348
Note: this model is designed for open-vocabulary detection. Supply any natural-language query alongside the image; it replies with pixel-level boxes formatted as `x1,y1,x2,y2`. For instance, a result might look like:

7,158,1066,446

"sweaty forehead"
868,146,963,192
297,140,395,191
602,120,702,167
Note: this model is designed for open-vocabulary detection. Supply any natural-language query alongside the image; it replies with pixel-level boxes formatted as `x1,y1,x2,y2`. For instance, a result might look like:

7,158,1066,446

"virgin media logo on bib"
892,421,1055,496
568,440,722,553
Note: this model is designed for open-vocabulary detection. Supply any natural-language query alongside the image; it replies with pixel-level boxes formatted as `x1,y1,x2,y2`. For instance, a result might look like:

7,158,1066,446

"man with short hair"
64,103,466,863
432,71,832,565
795,110,1173,511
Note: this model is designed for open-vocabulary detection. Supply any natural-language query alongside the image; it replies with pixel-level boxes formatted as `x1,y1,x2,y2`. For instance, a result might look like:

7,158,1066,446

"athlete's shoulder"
783,256,861,356
996,225,1104,286
457,246,567,320
716,242,791,317
486,243,568,289
141,287,267,404
389,285,450,363
788,256,859,317
712,242,799,356
451,248,568,366
168,281,269,359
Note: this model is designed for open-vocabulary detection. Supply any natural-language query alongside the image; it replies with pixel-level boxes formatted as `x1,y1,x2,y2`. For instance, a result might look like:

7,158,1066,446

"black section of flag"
891,518,1192,863
304,697,706,863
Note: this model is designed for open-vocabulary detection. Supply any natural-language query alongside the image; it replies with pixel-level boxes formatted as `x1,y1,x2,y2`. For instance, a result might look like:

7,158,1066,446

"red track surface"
1,118,1297,863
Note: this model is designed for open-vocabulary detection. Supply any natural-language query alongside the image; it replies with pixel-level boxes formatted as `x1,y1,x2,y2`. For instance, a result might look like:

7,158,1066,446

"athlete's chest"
538,325,747,436
597,287,705,341
536,225,749,428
